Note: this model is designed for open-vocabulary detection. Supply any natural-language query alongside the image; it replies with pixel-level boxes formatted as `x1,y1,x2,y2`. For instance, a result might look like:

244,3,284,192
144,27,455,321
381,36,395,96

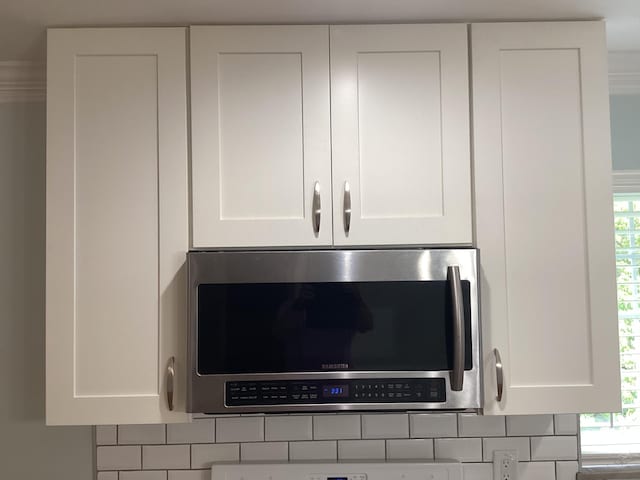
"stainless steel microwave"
187,249,481,413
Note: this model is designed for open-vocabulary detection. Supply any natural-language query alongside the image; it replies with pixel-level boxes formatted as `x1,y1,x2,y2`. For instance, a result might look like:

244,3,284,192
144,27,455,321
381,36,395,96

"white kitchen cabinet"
190,26,332,248
190,24,472,248
46,28,190,424
330,25,472,246
472,22,621,414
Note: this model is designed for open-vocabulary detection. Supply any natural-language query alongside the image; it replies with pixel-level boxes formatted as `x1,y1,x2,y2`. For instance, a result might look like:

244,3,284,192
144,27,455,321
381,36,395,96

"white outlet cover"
493,450,518,480
211,462,463,480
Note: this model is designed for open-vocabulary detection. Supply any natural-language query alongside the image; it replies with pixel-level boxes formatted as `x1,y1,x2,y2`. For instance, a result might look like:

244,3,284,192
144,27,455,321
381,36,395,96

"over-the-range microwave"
187,249,481,413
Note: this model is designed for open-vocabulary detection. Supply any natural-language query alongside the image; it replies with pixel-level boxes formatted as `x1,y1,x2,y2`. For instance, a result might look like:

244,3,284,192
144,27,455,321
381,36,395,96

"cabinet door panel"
191,26,331,247
330,25,471,246
472,22,620,414
46,28,189,424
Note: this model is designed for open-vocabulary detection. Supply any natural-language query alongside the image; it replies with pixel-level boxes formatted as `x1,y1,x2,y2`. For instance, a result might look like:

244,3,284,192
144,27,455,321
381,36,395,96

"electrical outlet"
493,450,518,480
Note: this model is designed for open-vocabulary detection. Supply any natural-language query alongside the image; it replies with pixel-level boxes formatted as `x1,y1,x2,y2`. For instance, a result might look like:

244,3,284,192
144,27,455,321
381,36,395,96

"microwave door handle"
448,265,465,391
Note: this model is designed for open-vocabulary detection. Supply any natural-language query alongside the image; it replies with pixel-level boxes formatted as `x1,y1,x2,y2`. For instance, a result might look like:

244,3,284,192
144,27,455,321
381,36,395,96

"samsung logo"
321,363,349,370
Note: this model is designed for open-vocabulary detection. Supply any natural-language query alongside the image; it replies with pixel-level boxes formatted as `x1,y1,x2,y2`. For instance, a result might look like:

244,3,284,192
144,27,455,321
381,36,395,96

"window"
581,192,640,461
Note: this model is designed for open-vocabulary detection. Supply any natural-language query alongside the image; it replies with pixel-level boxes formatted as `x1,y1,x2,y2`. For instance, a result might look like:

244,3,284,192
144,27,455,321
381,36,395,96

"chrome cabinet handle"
448,265,465,391
343,181,351,234
494,348,504,402
166,356,175,411
312,181,321,235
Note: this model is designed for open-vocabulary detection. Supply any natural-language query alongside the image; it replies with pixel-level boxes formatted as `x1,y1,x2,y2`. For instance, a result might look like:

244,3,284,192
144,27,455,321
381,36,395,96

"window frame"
579,170,640,473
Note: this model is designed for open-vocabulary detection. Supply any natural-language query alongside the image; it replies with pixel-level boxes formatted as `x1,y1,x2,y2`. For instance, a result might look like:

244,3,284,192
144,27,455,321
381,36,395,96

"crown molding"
0,61,46,103
609,51,640,95
0,51,638,103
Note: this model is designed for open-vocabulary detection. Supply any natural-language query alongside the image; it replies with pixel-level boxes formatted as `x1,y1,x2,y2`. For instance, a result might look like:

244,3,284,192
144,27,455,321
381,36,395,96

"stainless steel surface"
578,466,640,480
343,181,351,234
187,249,481,413
494,348,503,402
312,181,321,235
167,356,175,411
448,265,464,392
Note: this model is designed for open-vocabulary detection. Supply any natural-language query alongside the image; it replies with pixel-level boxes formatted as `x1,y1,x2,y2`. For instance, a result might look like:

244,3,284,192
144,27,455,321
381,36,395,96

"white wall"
611,94,640,171
0,101,94,480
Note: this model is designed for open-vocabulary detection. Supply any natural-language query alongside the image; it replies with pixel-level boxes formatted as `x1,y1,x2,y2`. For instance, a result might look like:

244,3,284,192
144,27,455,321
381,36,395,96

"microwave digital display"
322,385,349,398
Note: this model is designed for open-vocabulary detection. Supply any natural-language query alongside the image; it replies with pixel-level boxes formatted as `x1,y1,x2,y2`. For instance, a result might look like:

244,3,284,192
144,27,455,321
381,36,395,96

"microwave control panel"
225,378,446,407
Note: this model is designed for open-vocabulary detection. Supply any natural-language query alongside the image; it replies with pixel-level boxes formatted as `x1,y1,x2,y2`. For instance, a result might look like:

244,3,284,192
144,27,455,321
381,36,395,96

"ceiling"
2,0,640,61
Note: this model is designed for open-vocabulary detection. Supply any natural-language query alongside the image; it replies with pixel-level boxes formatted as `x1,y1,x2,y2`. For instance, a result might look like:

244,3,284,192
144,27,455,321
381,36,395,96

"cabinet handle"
166,356,175,411
343,181,351,234
312,181,321,235
494,348,504,402
448,265,464,392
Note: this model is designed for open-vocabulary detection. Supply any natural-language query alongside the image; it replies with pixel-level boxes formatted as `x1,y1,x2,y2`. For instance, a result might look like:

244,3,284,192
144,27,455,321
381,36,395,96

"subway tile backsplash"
95,413,579,480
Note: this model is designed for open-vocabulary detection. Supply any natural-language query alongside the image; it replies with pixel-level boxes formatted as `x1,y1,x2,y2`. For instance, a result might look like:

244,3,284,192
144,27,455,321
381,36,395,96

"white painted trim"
0,46,636,102
609,52,640,95
0,61,45,103
613,170,640,193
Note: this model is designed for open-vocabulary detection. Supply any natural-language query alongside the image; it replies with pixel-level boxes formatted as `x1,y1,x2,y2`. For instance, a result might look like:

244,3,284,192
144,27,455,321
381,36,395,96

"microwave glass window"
196,281,472,374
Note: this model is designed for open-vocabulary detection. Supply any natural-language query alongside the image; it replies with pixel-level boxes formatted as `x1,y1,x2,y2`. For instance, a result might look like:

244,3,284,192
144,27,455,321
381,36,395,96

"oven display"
322,385,349,398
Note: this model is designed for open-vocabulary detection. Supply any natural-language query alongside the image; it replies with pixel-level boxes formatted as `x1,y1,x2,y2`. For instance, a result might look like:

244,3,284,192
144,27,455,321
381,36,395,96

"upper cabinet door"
190,26,332,248
46,28,189,424
330,25,472,246
473,22,620,415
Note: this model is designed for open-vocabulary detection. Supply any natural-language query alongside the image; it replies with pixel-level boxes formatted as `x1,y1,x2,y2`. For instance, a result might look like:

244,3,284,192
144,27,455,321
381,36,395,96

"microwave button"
310,393,318,400
292,394,300,400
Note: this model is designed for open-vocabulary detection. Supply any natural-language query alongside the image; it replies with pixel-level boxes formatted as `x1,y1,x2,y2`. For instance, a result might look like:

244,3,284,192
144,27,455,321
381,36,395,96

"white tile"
483,437,530,461
167,419,215,444
462,463,492,480
290,441,337,461
519,462,555,480
168,472,209,480
531,436,577,460
459,413,505,437
410,413,457,438
386,439,434,460
216,416,264,443
434,438,482,462
556,460,579,480
314,414,361,440
241,442,289,462
142,445,190,470
96,425,117,445
506,415,554,436
97,446,141,471
555,414,579,435
362,414,409,439
97,473,118,480
265,415,312,441
191,443,240,468
338,440,386,460
120,472,167,480
119,424,166,445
